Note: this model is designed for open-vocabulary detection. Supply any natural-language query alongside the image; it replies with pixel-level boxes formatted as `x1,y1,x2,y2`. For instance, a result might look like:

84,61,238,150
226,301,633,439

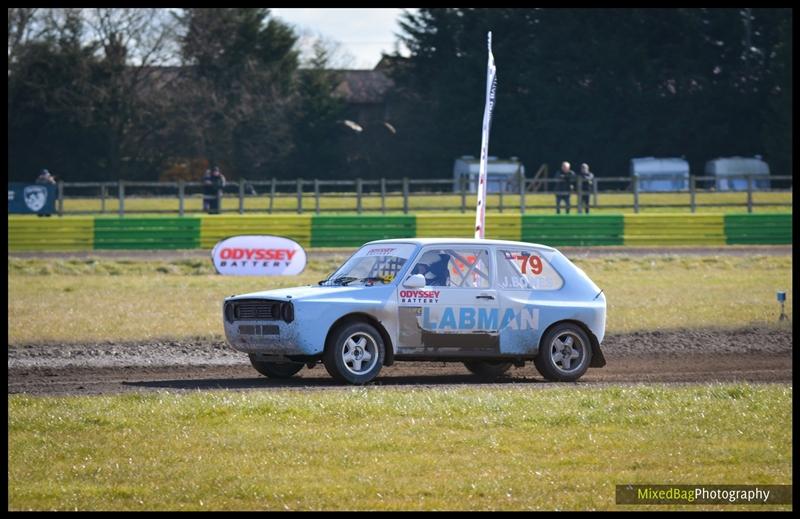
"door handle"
476,294,495,300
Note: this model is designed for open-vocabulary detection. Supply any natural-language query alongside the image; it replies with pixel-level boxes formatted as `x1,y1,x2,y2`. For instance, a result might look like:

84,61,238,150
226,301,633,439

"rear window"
495,248,564,290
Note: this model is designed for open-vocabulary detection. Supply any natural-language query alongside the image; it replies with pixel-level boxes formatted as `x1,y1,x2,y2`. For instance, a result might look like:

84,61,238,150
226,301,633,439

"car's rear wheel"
463,360,513,378
533,323,592,382
248,354,304,379
323,321,385,385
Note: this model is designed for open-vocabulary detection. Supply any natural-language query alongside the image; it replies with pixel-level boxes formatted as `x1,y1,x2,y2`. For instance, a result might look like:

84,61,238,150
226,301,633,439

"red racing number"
516,255,543,275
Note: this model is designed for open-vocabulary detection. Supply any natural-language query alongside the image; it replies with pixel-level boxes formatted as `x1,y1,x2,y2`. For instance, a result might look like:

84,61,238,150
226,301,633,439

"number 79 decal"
515,255,543,275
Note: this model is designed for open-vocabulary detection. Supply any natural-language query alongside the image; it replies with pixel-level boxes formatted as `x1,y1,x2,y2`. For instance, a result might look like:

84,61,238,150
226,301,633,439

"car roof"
364,237,557,252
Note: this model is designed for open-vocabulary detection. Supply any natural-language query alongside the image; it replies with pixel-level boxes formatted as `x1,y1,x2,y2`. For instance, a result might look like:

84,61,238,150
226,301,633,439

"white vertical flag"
474,31,497,239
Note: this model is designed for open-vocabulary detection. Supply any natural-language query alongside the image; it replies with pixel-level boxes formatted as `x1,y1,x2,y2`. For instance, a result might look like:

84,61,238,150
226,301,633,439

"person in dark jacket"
554,161,575,214
578,163,595,213
36,169,56,186
209,166,226,214
35,169,56,217
202,168,214,213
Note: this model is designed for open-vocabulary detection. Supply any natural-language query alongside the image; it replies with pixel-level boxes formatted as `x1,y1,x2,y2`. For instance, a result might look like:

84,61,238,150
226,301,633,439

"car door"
494,247,565,355
396,245,500,357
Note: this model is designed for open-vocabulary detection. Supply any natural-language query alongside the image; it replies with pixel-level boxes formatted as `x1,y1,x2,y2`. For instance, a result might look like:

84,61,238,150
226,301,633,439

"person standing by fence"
578,163,594,213
554,161,575,214
35,169,56,217
202,168,214,213
209,166,226,214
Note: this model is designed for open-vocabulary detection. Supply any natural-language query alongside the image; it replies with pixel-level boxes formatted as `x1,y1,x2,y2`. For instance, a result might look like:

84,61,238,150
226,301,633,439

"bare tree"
79,8,180,179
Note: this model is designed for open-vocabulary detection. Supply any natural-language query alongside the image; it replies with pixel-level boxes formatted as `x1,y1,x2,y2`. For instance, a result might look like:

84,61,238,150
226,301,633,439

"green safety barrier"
6,213,793,251
311,215,415,247
94,217,201,249
724,213,792,245
415,214,521,240
521,214,624,246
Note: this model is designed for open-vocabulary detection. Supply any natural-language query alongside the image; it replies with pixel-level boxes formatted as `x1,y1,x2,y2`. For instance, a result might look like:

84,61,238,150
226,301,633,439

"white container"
705,156,770,191
453,156,526,193
630,157,690,192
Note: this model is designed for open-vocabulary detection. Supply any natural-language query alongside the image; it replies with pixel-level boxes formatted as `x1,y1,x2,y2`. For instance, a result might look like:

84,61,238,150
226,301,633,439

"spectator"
578,163,595,213
35,169,56,217
36,168,56,186
202,168,214,213
554,161,575,214
209,166,226,214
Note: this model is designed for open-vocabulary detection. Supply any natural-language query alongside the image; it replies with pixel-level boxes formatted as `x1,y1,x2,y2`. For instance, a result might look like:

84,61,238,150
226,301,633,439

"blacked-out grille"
233,300,280,321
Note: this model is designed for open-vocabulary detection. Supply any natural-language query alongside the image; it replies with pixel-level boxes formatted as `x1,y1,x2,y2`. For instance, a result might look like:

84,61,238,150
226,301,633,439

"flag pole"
474,31,497,239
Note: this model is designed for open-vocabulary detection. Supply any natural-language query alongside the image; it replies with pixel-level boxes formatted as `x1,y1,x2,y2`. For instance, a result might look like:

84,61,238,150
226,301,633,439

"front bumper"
223,298,314,355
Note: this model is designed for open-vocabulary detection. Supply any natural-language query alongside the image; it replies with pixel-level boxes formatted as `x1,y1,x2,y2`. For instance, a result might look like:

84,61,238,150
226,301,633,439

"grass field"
8,384,792,510
55,191,793,215
7,254,792,344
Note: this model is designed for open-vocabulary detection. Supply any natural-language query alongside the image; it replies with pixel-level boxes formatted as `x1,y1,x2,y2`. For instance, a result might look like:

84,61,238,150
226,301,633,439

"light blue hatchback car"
223,238,607,384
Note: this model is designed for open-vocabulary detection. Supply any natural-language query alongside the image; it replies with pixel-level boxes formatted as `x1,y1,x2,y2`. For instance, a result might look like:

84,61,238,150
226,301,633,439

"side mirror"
403,273,426,288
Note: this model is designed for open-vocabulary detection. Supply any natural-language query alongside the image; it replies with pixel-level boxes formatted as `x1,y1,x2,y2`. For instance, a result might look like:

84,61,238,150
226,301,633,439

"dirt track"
8,327,792,395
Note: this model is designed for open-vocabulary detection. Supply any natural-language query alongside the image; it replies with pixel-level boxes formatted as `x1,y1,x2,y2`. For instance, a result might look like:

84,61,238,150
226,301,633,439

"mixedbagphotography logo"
616,485,793,505
23,185,48,212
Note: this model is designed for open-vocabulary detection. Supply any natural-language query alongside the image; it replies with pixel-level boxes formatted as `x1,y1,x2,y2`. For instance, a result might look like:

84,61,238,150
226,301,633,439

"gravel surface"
7,326,792,395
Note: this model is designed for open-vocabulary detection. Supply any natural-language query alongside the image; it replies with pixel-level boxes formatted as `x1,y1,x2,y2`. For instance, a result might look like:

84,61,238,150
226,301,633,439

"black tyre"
463,360,513,378
323,321,385,384
248,354,304,379
533,322,593,382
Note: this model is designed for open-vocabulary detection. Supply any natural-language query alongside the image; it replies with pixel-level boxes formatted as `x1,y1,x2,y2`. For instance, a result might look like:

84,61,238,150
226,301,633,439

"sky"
271,8,416,69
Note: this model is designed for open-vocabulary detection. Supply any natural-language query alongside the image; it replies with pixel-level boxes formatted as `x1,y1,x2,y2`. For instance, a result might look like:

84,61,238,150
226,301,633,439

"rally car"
222,238,607,384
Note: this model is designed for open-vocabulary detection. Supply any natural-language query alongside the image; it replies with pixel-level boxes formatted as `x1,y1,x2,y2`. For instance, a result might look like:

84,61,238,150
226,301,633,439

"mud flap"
590,341,606,368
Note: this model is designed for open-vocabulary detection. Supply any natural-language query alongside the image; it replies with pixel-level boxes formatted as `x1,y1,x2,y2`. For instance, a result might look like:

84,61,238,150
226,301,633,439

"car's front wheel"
323,321,385,384
533,322,592,382
463,360,513,378
248,354,304,379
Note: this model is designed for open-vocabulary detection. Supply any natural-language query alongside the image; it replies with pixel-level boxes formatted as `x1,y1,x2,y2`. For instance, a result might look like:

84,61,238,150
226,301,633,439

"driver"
414,251,451,286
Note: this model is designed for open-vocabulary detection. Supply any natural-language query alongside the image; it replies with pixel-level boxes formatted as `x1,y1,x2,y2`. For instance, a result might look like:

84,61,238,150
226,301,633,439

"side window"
411,248,491,289
496,248,564,290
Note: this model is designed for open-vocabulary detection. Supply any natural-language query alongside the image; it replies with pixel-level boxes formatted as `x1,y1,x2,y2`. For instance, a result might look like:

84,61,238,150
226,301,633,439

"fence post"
178,180,185,217
314,179,320,214
296,178,303,214
632,176,639,213
402,177,409,214
269,177,276,214
100,183,107,214
461,176,467,214
238,179,245,214
576,176,584,214
519,171,526,214
118,180,125,217
356,178,363,214
57,180,64,216
689,176,696,213
593,179,598,209
747,175,753,213
380,178,387,214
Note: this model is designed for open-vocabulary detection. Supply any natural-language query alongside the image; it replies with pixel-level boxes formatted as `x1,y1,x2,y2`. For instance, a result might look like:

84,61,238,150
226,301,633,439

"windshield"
320,243,417,286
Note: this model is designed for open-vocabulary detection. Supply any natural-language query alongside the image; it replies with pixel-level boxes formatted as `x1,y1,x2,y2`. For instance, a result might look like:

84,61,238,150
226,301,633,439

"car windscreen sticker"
355,244,417,260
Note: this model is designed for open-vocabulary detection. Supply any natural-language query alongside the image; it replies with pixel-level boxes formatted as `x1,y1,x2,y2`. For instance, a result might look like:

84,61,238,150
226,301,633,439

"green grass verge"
8,384,792,510
7,254,792,344
54,191,793,215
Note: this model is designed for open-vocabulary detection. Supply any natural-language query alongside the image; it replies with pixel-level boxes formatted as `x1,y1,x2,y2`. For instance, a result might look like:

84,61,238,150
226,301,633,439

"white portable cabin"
705,157,770,191
453,156,525,193
630,157,690,192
